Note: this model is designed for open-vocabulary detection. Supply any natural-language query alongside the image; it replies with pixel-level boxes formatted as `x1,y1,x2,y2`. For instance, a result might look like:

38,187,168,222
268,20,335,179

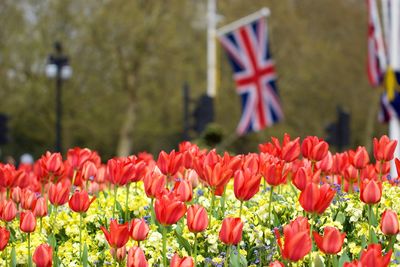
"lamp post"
45,42,72,153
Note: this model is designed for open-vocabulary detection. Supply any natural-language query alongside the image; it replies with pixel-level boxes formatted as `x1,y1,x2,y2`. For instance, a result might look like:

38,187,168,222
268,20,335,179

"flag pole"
207,0,217,97
216,8,270,36
387,0,400,177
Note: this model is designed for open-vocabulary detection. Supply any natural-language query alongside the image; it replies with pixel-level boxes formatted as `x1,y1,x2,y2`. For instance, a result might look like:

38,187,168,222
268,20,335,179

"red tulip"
82,161,97,182
373,135,397,162
20,211,36,233
110,246,127,262
154,190,186,226
127,246,148,267
173,180,193,202
343,261,362,267
261,160,287,187
20,189,36,210
1,199,17,222
101,219,130,249
360,179,382,204
33,197,48,218
234,169,261,201
0,226,10,251
143,171,166,199
187,204,208,233
316,152,333,173
170,253,194,267
275,216,311,262
157,150,183,176
299,183,335,214
107,158,137,186
269,261,285,267
68,190,96,213
301,136,329,162
0,164,16,189
219,217,243,245
67,147,93,171
11,186,22,204
380,209,399,235
259,134,300,162
49,180,70,206
292,166,320,191
33,244,53,267
352,146,369,169
360,244,392,267
313,226,345,254
42,151,64,178
130,218,150,241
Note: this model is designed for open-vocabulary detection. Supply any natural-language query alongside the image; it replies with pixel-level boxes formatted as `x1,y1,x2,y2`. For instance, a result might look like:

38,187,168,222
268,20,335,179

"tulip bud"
1,200,17,222
219,217,243,245
187,204,208,233
154,191,186,226
170,253,194,267
373,135,397,162
352,146,369,169
49,181,70,207
127,246,148,267
20,211,36,233
11,187,21,204
234,169,261,201
173,179,193,202
33,197,48,218
360,179,382,205
130,218,150,241
33,243,52,267
110,246,127,263
68,190,95,213
380,209,399,235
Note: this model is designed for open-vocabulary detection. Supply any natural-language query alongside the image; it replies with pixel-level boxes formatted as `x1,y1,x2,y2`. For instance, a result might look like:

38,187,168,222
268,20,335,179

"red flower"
127,246,148,267
301,136,329,162
259,134,300,162
130,218,150,241
343,261,362,267
0,164,17,189
380,209,399,235
360,244,392,267
154,190,186,226
299,183,335,214
313,226,345,254
360,179,382,205
0,226,10,251
269,261,285,267
110,246,127,263
33,197,48,218
1,199,17,222
170,253,194,267
101,219,130,249
20,211,36,233
173,179,193,202
33,244,53,267
261,160,287,187
81,161,97,182
20,189,36,210
68,190,96,213
143,171,166,199
41,151,64,178
219,217,243,245
49,180,70,207
275,216,311,262
234,169,261,201
67,147,93,171
352,146,369,169
157,150,183,176
11,187,21,204
316,152,333,173
107,158,137,186
292,166,320,191
187,204,208,233
373,135,397,162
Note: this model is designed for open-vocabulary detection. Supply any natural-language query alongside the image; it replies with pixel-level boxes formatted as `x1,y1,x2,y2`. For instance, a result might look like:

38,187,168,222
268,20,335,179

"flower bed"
0,135,399,266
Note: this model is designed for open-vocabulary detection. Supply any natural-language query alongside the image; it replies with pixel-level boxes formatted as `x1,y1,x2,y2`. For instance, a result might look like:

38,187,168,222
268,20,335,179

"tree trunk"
117,97,136,157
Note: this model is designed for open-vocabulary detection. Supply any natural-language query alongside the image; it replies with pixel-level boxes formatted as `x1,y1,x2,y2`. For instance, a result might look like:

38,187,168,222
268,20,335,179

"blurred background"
0,0,385,161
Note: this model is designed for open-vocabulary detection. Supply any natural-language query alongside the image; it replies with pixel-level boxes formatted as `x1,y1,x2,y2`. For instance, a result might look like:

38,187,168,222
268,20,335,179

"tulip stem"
125,183,131,222
308,214,314,267
162,226,167,267
28,233,32,267
239,201,243,218
268,186,274,227
150,198,155,225
193,233,198,265
71,170,77,193
40,217,43,233
368,205,372,244
79,212,83,261
386,235,396,252
224,245,231,267
113,186,118,220
209,190,216,225
6,187,10,200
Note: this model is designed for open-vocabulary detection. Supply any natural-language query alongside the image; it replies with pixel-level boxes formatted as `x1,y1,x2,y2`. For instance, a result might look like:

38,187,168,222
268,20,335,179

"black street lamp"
46,42,72,153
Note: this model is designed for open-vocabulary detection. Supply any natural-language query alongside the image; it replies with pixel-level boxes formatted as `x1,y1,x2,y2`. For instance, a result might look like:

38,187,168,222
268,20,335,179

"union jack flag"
366,0,387,86
219,17,283,135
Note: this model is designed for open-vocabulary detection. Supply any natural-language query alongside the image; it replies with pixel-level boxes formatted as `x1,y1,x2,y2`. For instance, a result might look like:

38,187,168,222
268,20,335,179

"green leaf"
115,201,124,220
314,254,325,267
82,243,88,267
272,208,281,228
338,251,350,267
229,248,247,267
47,234,56,249
174,230,192,254
11,246,16,267
335,212,346,224
371,230,378,244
